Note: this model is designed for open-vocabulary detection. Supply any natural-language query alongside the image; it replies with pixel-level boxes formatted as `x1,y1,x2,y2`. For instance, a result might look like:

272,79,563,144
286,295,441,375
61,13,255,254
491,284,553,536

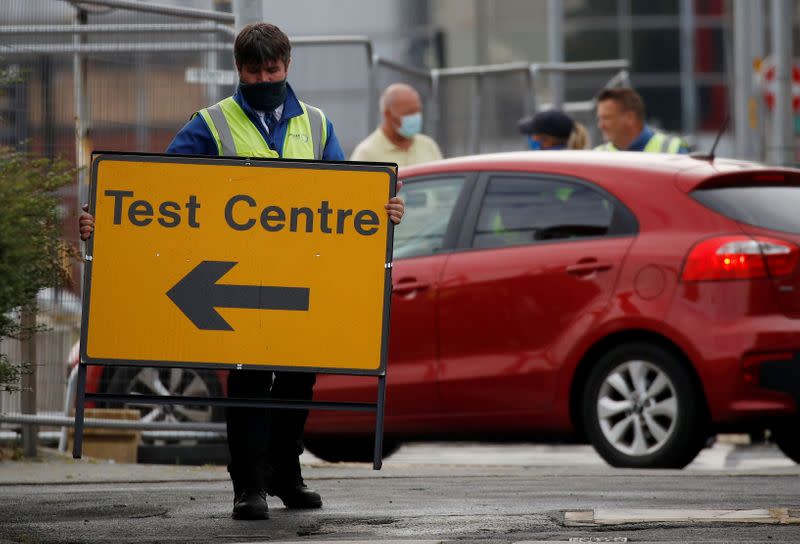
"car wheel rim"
124,368,214,423
596,359,678,457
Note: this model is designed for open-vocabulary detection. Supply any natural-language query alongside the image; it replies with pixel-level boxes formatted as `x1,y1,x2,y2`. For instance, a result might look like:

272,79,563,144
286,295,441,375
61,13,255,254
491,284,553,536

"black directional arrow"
166,261,310,331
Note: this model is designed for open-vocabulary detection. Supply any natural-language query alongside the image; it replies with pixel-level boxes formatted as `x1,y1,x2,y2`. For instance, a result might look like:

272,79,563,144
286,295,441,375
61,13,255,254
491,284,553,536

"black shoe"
232,489,269,520
268,482,322,509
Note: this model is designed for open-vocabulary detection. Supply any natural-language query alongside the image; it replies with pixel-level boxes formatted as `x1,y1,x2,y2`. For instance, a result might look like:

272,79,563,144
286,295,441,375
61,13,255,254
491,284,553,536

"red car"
304,151,800,468
76,151,800,469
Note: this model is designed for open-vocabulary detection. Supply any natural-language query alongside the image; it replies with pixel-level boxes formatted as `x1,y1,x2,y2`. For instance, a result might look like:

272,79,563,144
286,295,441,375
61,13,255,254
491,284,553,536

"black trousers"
226,369,316,492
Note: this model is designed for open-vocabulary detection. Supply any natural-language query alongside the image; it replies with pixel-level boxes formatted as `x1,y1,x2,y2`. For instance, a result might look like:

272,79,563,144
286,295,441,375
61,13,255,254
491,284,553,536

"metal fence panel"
286,43,372,157
0,289,80,418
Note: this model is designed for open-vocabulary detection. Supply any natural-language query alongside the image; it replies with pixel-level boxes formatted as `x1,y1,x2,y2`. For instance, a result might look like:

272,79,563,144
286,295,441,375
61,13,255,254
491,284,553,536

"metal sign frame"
74,151,396,469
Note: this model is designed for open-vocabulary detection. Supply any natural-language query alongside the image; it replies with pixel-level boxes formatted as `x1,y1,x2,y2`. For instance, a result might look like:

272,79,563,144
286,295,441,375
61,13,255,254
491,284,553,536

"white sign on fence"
184,67,237,86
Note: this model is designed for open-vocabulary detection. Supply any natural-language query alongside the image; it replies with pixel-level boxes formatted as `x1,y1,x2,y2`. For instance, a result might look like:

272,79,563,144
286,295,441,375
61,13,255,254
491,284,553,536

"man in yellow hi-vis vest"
168,23,339,161
594,87,689,153
79,22,405,522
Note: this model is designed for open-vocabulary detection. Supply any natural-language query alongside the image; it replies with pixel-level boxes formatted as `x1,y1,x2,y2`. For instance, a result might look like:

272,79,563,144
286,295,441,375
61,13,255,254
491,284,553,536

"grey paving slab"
564,508,800,526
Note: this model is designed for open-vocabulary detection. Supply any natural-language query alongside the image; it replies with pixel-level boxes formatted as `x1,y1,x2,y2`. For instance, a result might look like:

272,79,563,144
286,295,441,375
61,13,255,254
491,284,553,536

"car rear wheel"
103,367,225,441
771,418,800,464
304,437,401,463
582,343,707,468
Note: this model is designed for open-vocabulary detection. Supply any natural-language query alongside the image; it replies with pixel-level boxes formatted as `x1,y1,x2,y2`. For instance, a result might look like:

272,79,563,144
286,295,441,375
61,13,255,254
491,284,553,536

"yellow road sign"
81,153,395,374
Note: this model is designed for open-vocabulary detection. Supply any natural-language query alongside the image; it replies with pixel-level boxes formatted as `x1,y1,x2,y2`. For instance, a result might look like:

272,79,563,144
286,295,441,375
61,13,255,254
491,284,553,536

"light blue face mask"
527,136,542,150
397,112,423,138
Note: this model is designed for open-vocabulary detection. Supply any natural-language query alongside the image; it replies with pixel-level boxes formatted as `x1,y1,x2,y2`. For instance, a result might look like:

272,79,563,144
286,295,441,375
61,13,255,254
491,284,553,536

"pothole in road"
295,517,400,537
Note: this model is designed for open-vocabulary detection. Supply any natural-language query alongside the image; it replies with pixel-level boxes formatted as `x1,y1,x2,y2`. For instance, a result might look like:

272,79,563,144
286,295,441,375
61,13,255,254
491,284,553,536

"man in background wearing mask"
78,23,405,522
350,83,443,167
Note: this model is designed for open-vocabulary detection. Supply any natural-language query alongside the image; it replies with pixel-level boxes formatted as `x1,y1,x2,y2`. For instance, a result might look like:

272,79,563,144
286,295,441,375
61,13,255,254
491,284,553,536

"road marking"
564,508,800,526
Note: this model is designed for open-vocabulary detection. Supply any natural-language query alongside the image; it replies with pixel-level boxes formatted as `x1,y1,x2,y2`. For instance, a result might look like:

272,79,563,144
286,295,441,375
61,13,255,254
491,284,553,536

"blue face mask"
527,136,542,151
397,112,423,139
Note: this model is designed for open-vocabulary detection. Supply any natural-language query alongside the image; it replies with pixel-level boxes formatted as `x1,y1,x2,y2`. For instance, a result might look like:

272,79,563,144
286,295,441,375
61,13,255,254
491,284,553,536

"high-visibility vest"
196,96,327,159
594,131,686,153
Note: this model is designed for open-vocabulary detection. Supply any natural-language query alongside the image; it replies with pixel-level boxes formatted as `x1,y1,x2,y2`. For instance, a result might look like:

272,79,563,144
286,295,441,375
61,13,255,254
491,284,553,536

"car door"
311,173,473,433
436,172,637,423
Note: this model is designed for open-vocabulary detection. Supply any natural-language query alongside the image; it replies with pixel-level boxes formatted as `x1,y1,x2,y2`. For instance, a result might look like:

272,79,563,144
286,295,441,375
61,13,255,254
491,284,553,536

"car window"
691,185,800,234
394,176,465,259
472,176,614,249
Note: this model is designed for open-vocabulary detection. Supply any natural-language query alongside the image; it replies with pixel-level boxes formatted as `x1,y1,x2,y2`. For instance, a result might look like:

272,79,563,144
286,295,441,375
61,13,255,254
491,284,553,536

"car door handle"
566,262,613,276
393,278,430,295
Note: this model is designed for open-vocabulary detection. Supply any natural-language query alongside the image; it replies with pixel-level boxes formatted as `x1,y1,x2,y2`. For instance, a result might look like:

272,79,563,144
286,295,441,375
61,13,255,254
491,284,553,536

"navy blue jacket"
166,83,345,160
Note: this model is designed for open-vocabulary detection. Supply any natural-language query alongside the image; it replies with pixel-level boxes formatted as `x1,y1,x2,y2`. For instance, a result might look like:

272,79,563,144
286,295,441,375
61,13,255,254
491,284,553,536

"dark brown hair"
234,23,291,68
596,87,645,121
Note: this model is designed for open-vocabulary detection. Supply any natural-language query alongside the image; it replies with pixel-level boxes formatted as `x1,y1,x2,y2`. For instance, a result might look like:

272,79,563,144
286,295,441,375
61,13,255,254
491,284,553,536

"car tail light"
681,235,800,282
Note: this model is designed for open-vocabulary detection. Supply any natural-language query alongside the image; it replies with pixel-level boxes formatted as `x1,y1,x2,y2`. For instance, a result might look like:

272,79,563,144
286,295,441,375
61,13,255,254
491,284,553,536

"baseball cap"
517,110,574,139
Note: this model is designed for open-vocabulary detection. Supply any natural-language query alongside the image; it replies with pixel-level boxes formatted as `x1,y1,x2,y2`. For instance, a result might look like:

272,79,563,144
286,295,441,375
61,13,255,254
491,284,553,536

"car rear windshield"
691,185,800,234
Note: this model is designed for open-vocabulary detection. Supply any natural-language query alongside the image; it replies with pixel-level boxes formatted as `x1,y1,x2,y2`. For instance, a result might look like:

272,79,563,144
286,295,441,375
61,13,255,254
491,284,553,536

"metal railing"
55,0,235,23
0,363,226,453
0,22,236,36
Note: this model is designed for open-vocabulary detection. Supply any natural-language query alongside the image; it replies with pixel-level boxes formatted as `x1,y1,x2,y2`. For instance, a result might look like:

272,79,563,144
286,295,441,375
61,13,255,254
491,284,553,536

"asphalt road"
0,440,798,544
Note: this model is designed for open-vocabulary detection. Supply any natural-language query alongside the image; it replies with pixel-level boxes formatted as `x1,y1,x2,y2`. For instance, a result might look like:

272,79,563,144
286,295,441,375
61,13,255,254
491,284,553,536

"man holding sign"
79,23,404,521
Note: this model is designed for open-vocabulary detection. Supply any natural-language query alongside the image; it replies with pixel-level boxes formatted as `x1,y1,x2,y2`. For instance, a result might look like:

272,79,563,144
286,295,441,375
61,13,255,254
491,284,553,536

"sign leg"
72,363,87,459
373,373,387,470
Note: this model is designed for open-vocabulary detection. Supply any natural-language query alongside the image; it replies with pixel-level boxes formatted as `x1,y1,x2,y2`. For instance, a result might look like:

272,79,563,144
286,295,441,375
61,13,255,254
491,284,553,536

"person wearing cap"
518,109,589,150
351,83,443,167
594,87,688,153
